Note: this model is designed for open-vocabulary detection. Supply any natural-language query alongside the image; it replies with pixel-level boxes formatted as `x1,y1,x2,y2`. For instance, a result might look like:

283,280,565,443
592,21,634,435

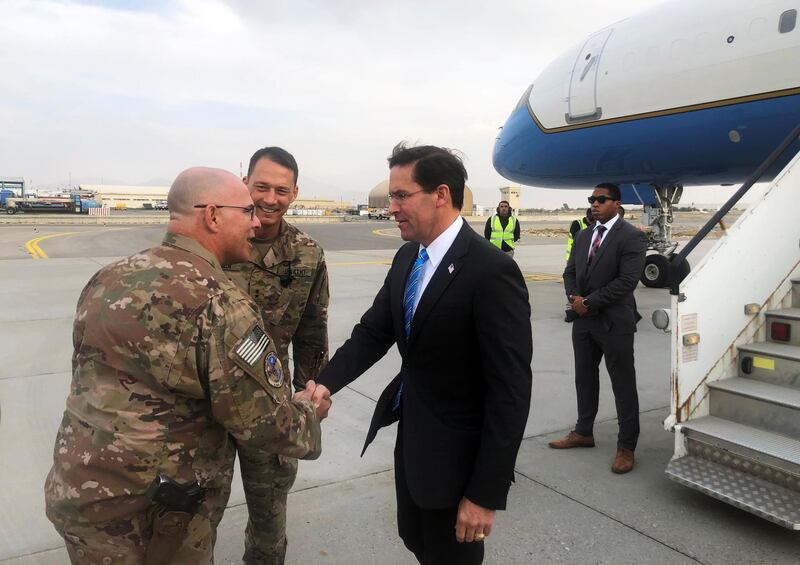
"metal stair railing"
670,122,800,295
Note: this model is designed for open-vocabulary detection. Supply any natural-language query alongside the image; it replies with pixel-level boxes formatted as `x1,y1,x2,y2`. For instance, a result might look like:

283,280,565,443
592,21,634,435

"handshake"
293,380,332,420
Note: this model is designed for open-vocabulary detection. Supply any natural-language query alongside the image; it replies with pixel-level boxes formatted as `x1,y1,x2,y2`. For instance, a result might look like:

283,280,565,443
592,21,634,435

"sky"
0,0,743,208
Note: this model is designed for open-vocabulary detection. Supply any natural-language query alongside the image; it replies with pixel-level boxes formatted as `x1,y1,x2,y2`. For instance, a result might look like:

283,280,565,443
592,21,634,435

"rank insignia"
265,352,284,387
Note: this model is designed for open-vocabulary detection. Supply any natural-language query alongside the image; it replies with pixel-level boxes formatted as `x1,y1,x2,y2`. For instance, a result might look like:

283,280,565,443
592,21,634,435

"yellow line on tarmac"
24,232,80,259
372,228,400,238
523,273,563,282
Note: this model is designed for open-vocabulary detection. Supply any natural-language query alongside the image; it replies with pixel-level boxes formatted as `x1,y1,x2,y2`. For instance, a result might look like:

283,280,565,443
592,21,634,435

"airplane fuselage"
493,0,800,190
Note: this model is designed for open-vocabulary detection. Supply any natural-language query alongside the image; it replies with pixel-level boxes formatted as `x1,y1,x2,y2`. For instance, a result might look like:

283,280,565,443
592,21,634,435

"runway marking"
372,228,400,238
25,232,80,259
523,273,562,282
24,227,134,259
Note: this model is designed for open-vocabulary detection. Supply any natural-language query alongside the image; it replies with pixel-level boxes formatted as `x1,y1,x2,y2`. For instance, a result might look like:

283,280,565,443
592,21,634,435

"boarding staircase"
663,124,800,529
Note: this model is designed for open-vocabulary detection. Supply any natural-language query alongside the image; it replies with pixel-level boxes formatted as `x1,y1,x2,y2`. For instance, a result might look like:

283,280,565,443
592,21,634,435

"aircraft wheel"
642,254,670,288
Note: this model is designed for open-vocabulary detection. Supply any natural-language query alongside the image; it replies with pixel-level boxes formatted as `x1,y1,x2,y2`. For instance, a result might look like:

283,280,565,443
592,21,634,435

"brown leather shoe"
611,448,635,474
548,431,595,449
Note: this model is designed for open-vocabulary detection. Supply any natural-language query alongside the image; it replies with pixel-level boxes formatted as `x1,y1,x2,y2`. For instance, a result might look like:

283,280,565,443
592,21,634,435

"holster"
143,475,205,564
144,508,194,565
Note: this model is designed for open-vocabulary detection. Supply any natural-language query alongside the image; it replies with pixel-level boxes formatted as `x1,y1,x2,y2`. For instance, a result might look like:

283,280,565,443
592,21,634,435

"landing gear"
639,185,691,288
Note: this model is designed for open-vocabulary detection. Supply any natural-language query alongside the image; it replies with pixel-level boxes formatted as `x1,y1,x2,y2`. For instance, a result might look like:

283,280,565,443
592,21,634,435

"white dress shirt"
411,216,463,314
587,213,619,261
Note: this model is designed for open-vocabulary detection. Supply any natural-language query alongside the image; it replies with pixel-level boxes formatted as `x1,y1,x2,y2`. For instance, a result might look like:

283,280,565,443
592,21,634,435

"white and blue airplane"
493,0,800,286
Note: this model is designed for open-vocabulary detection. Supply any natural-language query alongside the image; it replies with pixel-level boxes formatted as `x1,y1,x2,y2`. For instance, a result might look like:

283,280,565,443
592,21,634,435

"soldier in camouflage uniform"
44,167,330,564
225,147,329,565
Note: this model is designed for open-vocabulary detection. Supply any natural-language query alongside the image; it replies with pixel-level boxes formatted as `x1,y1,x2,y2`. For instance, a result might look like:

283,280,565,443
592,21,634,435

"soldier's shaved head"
168,167,242,217
166,166,259,265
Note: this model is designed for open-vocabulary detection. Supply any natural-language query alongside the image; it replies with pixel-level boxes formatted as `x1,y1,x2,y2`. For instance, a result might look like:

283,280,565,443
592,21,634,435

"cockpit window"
515,83,534,112
779,9,796,33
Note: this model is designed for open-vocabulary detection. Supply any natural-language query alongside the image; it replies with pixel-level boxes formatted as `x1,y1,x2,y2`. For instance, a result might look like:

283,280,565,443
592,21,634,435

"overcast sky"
2,0,738,208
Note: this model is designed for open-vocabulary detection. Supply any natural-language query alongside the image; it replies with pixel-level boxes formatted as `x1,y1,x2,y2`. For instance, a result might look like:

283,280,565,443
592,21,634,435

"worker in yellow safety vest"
484,200,520,257
566,208,595,261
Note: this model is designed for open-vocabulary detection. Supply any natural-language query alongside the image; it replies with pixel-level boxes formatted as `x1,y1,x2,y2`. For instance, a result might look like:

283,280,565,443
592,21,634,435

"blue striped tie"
403,248,429,337
394,248,429,410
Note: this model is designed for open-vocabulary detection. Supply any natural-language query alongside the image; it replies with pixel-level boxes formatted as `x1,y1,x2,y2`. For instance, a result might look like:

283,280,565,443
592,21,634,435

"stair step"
765,307,800,321
737,341,800,362
735,343,800,388
709,377,800,410
681,416,800,467
665,455,800,529
708,378,800,438
764,309,800,346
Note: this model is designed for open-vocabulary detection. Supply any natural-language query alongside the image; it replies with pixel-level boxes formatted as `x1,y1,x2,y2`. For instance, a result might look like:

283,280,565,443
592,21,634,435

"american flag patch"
235,325,270,366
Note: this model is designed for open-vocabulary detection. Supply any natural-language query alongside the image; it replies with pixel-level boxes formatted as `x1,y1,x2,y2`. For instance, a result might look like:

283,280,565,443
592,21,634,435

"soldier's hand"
293,387,313,402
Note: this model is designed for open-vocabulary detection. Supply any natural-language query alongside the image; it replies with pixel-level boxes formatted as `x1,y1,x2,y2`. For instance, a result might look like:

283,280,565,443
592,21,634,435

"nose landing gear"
640,185,691,288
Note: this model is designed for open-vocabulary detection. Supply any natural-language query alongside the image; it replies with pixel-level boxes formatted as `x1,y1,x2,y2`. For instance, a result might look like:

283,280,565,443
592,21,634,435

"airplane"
493,0,800,287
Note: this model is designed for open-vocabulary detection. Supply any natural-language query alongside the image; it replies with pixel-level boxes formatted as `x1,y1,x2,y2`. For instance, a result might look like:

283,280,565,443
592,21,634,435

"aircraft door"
567,28,613,121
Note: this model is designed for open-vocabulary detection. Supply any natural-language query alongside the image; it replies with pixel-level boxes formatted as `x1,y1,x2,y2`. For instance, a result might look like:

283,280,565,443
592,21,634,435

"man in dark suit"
549,182,646,474
309,143,532,564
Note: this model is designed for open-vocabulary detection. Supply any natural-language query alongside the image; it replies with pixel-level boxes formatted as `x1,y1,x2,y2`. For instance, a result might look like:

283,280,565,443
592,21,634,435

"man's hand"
570,294,590,317
455,497,496,543
310,382,332,406
294,380,332,420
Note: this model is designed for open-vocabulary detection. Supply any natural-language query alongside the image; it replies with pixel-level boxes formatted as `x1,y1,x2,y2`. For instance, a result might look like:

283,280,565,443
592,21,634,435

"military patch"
265,352,284,387
292,267,312,277
234,325,270,366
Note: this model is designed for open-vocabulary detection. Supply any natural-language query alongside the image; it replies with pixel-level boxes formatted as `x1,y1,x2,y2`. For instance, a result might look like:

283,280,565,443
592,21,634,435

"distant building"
292,198,352,211
79,185,169,208
368,180,474,216
499,185,521,211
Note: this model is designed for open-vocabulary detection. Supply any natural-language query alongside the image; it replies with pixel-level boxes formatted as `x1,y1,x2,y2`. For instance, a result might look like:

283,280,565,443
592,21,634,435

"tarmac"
0,220,797,564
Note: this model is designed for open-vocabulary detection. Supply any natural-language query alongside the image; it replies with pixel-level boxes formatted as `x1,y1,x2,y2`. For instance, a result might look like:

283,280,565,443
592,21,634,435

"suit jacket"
317,221,532,510
563,218,647,334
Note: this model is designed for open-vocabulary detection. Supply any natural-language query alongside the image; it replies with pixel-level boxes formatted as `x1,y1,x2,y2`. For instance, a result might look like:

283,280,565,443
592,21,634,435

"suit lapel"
406,222,472,347
575,227,592,281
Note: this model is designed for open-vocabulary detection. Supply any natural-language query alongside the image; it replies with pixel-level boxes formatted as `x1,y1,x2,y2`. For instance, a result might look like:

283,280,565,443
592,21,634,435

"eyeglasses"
193,204,256,220
588,195,618,204
388,190,423,203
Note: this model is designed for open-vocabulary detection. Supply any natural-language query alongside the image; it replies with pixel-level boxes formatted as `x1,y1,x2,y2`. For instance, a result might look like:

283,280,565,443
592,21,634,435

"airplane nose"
493,94,537,184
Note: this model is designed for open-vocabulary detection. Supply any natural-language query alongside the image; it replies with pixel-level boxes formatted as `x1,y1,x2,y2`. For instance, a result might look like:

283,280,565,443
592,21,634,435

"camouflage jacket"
225,219,329,390
44,233,321,527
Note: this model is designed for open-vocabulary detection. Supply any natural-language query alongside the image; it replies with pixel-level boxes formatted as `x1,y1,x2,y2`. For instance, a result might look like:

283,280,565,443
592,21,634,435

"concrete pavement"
1,226,797,565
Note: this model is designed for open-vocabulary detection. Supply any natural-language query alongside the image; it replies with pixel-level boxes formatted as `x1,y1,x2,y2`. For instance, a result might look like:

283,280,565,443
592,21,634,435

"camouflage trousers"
53,490,229,565
240,452,299,565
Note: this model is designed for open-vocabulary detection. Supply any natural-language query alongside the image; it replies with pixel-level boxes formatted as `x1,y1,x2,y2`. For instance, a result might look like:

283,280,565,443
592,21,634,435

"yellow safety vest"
565,217,589,261
490,215,516,250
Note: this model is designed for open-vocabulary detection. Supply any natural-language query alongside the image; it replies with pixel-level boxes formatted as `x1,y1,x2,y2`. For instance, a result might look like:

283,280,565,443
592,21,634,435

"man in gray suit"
549,182,647,474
